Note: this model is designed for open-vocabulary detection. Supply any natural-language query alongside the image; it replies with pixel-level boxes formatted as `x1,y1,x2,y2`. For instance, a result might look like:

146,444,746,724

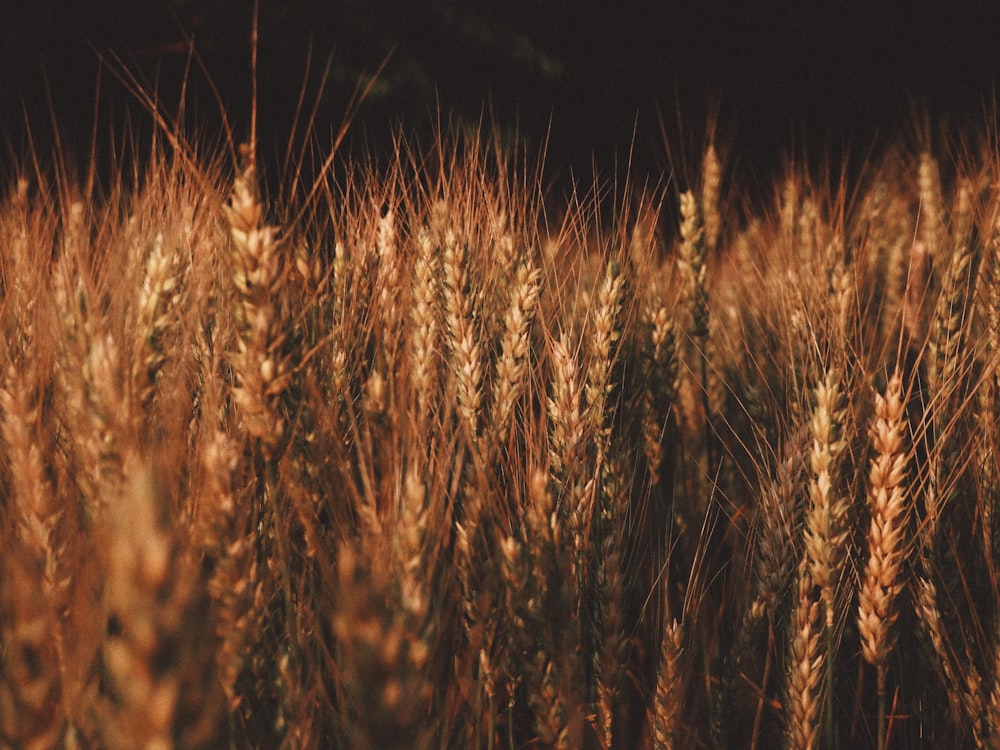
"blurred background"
3,0,1000,192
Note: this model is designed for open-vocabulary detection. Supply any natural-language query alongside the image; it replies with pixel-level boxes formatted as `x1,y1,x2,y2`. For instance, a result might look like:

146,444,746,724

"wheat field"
1,62,1000,749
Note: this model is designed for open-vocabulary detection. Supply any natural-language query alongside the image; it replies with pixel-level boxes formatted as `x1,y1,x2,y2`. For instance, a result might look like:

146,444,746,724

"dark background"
3,0,1000,192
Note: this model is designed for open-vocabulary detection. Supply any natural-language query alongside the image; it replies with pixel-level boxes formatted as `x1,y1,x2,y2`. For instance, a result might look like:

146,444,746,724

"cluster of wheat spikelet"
2,99,1000,749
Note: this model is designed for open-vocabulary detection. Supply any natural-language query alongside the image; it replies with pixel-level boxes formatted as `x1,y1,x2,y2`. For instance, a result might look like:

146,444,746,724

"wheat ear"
650,615,684,750
225,144,292,455
803,368,849,631
786,557,823,750
802,367,849,745
492,258,542,442
701,143,722,254
918,152,946,263
0,365,67,748
677,188,717,487
857,370,910,749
